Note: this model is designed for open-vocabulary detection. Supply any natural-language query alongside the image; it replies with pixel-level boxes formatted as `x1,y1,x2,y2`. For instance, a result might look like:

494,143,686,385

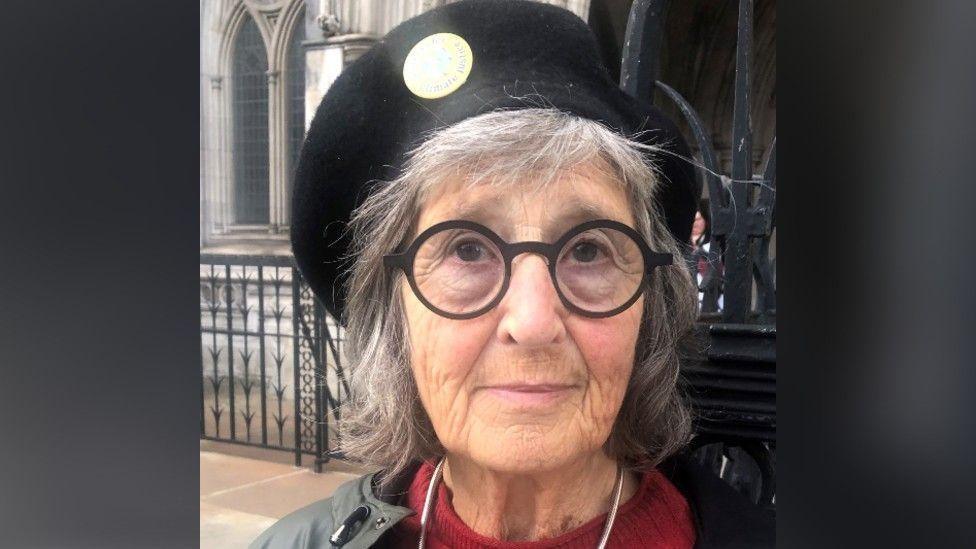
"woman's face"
691,211,706,242
402,164,644,473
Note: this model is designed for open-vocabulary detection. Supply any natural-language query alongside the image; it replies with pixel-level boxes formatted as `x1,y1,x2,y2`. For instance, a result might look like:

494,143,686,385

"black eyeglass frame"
382,218,673,320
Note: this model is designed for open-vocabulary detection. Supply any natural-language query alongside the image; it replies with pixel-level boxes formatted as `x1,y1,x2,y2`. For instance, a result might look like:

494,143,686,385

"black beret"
291,0,699,323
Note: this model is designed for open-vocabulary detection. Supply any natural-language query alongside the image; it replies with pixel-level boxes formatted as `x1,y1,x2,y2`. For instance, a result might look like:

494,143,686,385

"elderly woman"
253,1,772,548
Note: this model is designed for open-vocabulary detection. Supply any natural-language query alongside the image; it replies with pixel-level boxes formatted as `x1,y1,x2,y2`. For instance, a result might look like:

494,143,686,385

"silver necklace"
418,457,625,549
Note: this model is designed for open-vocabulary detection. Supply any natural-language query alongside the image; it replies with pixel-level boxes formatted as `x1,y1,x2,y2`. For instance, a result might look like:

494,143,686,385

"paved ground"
200,440,370,548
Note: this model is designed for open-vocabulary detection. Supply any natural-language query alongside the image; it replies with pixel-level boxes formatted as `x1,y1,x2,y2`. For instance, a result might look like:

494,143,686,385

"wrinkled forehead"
415,167,636,241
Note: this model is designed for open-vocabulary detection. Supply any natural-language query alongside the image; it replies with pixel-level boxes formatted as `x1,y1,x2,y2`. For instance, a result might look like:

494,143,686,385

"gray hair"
340,108,697,482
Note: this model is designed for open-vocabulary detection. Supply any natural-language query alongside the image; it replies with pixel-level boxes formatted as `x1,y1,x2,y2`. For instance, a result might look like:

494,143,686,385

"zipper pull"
329,505,371,547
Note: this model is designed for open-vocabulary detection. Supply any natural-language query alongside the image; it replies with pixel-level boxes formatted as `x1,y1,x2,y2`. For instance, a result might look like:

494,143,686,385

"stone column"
267,69,287,233
210,75,231,234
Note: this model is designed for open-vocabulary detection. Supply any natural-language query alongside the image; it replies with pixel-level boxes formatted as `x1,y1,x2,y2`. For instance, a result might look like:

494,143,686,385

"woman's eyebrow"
449,196,619,238
541,199,621,236
555,199,615,222
453,198,505,224
453,196,614,223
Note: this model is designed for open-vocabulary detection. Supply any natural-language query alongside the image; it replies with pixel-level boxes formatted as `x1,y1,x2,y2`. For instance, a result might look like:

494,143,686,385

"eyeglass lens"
411,226,645,316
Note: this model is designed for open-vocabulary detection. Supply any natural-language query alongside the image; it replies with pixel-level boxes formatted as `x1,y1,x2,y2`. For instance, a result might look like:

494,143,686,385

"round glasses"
383,219,673,320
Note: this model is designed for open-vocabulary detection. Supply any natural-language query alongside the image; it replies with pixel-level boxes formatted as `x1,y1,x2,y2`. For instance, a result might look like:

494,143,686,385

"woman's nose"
496,253,567,346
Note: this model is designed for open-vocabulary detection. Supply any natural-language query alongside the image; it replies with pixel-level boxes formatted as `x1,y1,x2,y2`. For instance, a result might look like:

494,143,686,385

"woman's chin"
461,426,600,474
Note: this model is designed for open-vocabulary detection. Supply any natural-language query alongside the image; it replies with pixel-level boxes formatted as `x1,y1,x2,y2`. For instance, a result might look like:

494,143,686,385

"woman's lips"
479,384,577,407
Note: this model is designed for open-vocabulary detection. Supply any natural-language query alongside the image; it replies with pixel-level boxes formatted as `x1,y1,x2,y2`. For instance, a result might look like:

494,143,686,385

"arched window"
232,16,270,225
285,15,306,199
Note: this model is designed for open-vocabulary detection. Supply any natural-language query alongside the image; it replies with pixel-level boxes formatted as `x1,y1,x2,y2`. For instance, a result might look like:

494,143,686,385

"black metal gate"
622,0,777,510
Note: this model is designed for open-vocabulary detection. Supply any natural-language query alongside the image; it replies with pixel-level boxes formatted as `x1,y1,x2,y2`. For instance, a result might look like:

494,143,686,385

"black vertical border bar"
291,268,302,467
199,266,205,436
225,264,236,440
258,265,268,445
200,377,205,434
723,0,754,323
321,317,337,466
240,272,250,441
619,0,670,103
210,264,221,438
314,299,325,472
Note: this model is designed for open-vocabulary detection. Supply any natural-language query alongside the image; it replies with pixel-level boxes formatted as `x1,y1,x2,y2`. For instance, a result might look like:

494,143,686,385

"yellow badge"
402,33,473,99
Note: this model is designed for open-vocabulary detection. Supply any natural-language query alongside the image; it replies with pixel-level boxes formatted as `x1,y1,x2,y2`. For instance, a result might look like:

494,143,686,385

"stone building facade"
200,0,591,253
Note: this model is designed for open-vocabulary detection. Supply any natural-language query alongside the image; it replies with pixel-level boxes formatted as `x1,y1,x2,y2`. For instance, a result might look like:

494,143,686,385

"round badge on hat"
402,33,474,99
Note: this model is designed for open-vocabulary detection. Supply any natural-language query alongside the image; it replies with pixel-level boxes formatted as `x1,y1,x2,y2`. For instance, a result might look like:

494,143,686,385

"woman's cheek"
571,316,639,425
411,315,489,442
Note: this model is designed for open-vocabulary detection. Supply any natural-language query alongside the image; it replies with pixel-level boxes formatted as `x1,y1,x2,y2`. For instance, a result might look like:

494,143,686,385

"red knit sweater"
391,461,696,548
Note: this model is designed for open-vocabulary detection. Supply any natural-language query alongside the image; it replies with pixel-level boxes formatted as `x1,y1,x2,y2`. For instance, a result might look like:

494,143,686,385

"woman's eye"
454,242,485,261
571,242,602,262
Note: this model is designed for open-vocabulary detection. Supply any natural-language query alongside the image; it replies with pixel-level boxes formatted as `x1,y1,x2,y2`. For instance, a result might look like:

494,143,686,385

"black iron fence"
199,254,349,472
200,0,774,511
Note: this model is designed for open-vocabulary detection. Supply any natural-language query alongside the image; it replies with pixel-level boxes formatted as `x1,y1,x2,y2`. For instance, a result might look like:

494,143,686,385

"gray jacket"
249,456,775,549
